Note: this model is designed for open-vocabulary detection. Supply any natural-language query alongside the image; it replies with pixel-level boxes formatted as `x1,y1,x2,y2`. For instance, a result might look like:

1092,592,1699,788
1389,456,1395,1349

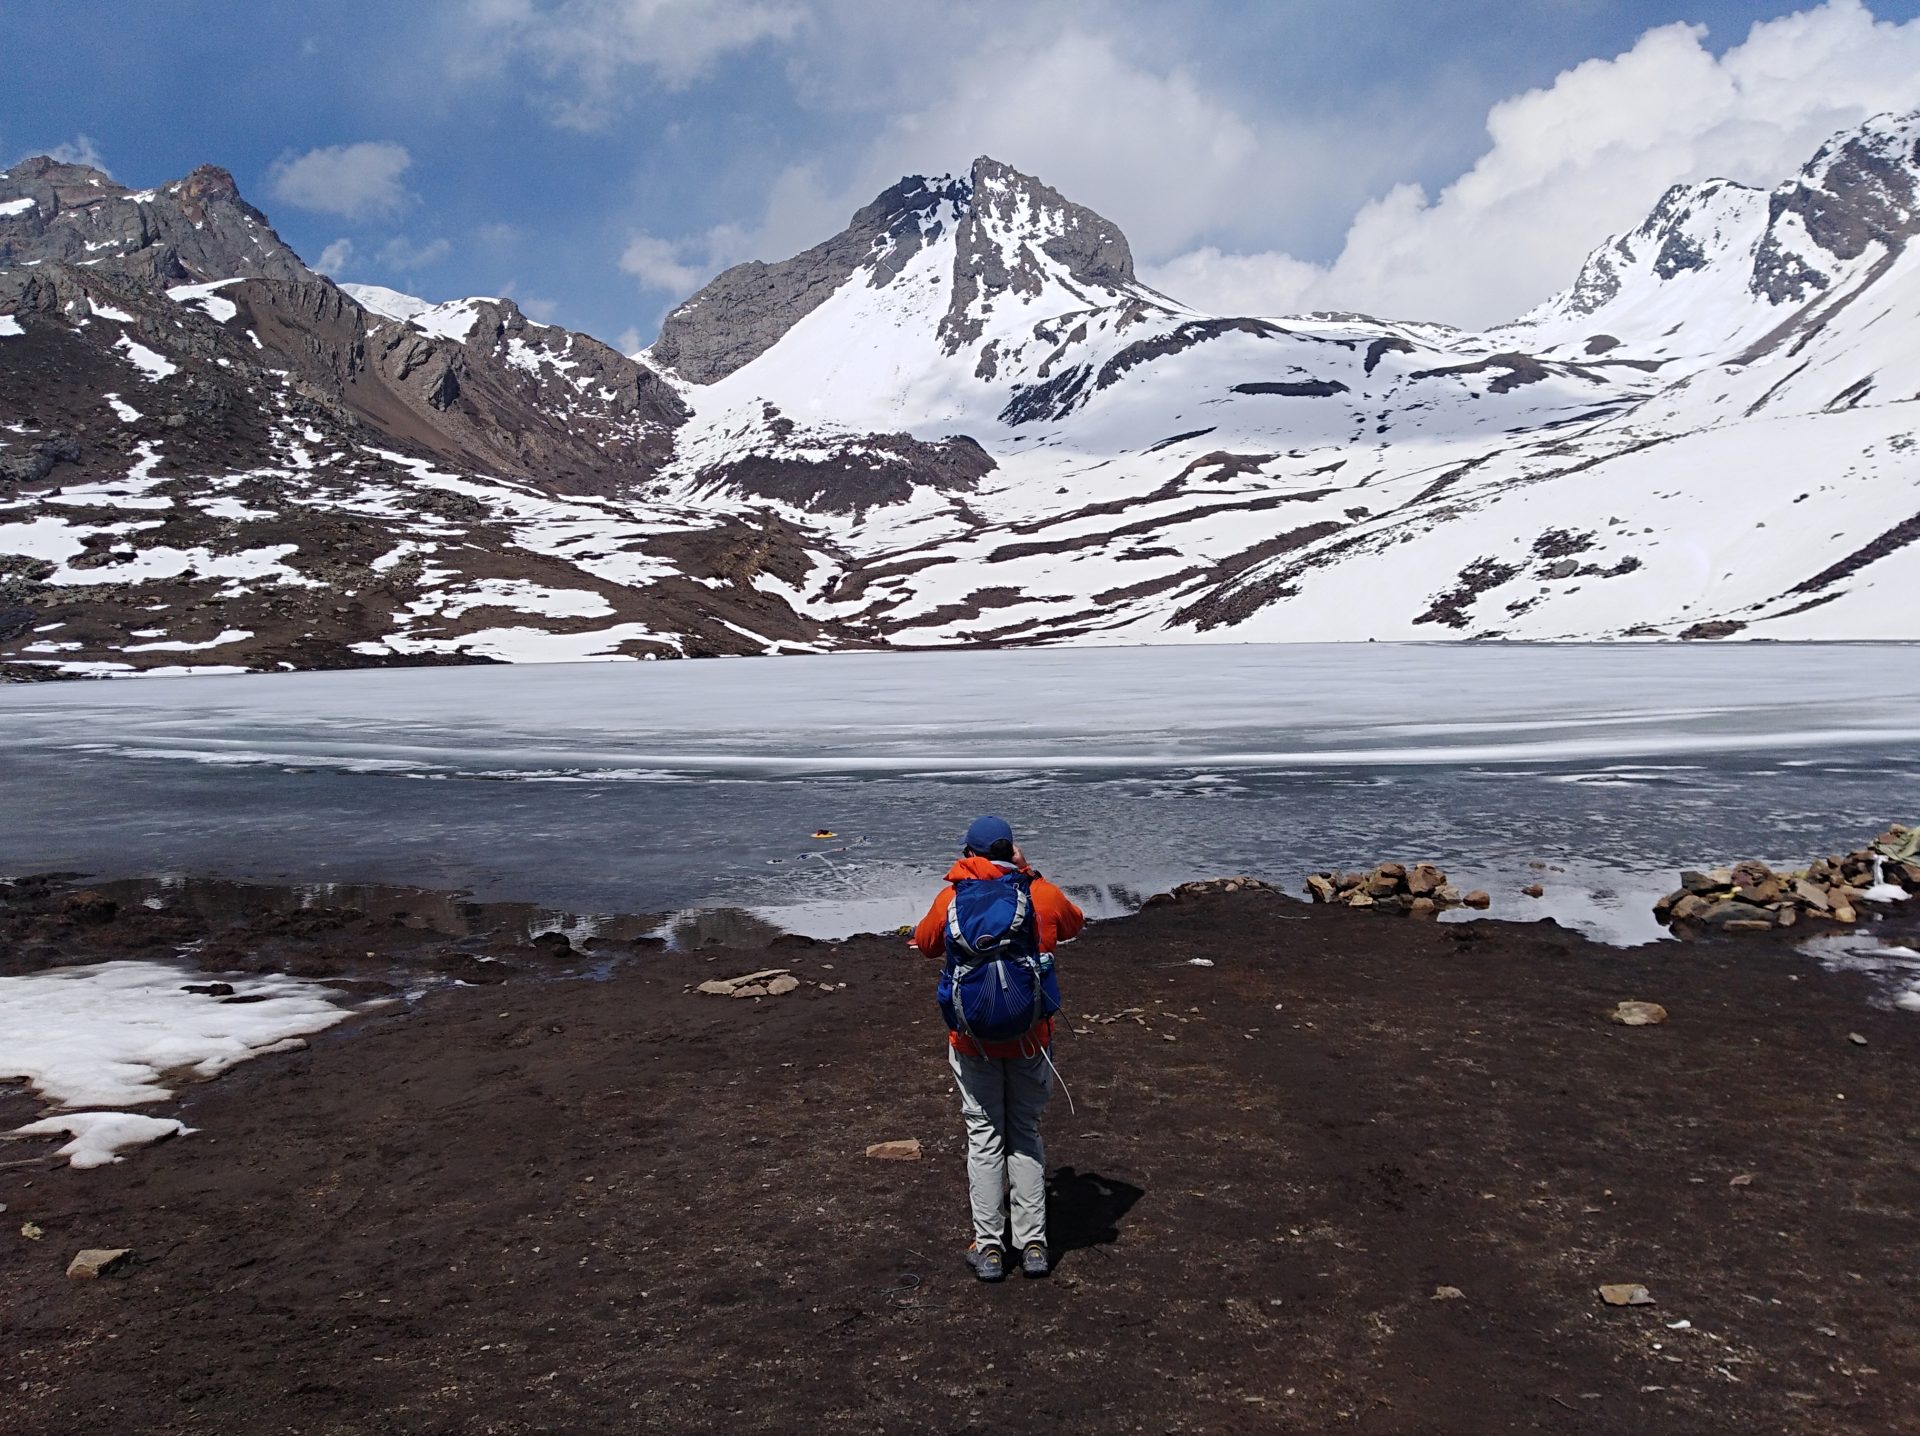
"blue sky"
6,1,1920,345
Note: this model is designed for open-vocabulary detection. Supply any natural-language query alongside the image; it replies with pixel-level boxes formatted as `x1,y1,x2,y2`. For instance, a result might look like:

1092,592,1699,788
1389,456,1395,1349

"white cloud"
617,26,1351,314
1138,248,1322,318
1151,0,1920,325
619,0,1920,331
738,29,1333,267
39,134,111,175
457,0,803,129
617,325,645,355
267,141,414,220
619,232,707,293
316,238,355,275
378,235,451,271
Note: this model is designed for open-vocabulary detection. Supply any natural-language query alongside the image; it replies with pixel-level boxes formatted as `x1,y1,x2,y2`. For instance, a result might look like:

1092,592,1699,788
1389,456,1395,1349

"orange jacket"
913,856,1086,1058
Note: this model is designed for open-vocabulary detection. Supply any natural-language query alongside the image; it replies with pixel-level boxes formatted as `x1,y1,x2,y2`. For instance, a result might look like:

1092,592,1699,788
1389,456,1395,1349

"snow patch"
123,628,253,652
167,279,241,324
341,283,435,323
114,334,178,380
0,960,356,1109
11,1111,191,1169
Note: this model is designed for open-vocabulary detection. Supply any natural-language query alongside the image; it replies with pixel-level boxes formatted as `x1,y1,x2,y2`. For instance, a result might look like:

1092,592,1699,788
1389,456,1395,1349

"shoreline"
5,874,1920,1432
9,633,1920,685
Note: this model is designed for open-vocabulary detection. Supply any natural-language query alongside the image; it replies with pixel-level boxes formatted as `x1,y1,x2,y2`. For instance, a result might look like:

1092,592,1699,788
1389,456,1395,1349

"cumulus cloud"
740,29,1344,268
267,141,414,220
38,133,111,175
620,25,1359,312
378,235,451,271
316,238,355,275
619,232,709,293
457,0,803,128
618,0,1920,331
1148,0,1920,325
1138,248,1322,317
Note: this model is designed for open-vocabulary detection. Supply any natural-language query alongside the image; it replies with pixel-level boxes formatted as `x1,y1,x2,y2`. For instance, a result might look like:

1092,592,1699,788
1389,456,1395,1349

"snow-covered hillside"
639,115,1918,647
2,113,1917,676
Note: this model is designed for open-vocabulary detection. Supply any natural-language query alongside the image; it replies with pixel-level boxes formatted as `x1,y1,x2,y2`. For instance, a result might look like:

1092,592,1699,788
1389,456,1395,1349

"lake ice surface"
4,643,1918,946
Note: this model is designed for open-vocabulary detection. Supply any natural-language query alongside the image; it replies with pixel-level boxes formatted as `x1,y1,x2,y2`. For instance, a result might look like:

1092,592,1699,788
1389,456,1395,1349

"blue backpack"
937,871,1062,1044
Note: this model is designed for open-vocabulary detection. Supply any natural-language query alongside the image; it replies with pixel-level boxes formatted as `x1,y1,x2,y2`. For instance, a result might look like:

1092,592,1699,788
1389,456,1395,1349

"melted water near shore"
3,643,1917,946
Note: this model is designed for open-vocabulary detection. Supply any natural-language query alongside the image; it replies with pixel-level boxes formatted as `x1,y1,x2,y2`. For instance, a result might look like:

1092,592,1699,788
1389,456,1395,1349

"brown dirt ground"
5,884,1920,1434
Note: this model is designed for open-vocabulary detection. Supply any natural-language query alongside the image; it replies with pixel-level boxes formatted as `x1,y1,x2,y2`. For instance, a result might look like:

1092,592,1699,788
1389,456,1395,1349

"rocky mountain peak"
1506,109,1920,355
4,156,129,208
937,156,1138,354
964,155,1134,287
651,156,1141,383
650,170,968,385
0,157,309,288
1753,107,1920,303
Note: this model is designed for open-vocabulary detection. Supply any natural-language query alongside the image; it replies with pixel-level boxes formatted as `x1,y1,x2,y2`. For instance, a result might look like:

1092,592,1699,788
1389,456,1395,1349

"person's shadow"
1046,1167,1144,1269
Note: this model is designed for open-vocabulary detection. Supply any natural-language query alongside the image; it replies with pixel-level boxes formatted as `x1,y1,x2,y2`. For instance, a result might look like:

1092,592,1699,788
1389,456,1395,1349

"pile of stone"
1304,863,1490,916
1654,825,1920,935
1172,875,1273,898
695,967,803,998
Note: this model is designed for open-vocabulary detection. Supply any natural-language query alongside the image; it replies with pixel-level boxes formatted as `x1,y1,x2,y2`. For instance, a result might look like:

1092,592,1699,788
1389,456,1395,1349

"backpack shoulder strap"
945,883,976,962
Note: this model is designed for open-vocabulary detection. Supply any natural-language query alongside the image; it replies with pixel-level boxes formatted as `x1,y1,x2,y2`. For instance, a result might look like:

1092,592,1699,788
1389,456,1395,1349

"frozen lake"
3,643,1918,945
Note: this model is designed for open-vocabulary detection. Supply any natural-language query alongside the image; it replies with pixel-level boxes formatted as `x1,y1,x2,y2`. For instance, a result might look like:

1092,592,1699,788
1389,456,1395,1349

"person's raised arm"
1031,875,1085,946
912,886,953,957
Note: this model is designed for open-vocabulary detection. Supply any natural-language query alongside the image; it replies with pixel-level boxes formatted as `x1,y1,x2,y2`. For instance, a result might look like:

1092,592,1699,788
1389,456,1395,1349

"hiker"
912,815,1085,1282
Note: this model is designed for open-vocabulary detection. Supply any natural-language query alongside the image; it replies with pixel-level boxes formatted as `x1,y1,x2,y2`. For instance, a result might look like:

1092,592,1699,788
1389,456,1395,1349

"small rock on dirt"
765,974,801,996
1432,1285,1465,1301
66,1248,131,1279
1611,1001,1668,1026
1463,891,1491,909
1598,1283,1654,1307
21,1221,44,1241
1847,1032,1867,1046
865,1140,922,1161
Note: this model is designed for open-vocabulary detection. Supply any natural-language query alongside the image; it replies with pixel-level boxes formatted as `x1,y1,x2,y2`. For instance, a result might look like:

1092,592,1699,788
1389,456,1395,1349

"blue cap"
964,814,1015,853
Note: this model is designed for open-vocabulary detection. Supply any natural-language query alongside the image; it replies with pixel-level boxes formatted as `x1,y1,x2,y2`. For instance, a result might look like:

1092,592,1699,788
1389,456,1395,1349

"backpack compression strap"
945,878,1032,964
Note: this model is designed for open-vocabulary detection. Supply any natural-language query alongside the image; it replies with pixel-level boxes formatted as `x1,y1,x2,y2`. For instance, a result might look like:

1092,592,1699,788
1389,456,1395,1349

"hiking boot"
1021,1242,1051,1278
966,1243,1006,1282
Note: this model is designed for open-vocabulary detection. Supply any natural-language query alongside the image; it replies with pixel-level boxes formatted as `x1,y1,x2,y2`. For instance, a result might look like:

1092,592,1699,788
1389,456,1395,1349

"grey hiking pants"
948,1044,1053,1250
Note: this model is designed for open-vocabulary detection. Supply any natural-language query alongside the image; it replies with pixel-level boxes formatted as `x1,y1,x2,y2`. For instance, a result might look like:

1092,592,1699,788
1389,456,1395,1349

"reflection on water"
1802,930,1920,1010
84,873,669,949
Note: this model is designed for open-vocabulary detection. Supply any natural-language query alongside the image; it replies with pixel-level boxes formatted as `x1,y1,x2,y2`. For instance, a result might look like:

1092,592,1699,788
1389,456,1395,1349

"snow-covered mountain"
2,114,1917,676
